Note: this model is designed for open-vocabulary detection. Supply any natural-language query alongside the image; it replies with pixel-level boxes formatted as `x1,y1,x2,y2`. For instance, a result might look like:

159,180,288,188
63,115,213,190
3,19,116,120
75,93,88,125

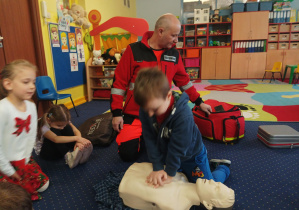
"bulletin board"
49,23,86,91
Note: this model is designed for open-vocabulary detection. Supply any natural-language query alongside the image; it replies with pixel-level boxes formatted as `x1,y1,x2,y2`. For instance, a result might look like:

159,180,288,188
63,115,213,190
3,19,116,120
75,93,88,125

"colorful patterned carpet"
172,80,299,122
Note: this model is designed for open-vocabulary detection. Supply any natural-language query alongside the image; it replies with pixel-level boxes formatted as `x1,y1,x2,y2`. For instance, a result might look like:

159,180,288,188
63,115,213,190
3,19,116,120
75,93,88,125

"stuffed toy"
62,9,74,22
92,50,104,65
56,3,73,23
84,32,93,52
102,48,119,65
68,3,91,29
119,162,235,210
114,53,121,63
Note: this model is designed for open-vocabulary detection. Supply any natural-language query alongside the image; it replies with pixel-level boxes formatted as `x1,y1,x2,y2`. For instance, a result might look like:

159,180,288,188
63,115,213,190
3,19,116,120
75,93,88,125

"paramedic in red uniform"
110,13,212,161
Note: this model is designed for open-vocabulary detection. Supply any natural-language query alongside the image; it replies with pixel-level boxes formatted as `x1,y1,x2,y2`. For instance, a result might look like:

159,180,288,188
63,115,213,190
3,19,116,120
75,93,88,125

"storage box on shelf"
266,22,299,79
267,22,299,50
179,22,232,80
86,58,116,101
259,1,273,11
245,2,259,12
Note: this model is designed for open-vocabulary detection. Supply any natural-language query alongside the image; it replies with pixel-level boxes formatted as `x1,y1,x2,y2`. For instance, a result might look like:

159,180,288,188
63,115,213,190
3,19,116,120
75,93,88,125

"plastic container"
186,68,199,79
245,2,259,12
185,58,200,67
186,39,195,47
259,1,273,11
186,49,199,58
231,3,244,13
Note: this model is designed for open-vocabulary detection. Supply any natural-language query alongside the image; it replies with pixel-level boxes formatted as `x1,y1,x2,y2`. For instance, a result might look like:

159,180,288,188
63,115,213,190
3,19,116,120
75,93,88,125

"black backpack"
78,112,117,146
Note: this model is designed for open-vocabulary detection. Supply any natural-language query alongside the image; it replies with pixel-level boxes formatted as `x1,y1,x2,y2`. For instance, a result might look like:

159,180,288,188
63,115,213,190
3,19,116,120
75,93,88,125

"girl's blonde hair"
0,59,37,99
37,104,71,140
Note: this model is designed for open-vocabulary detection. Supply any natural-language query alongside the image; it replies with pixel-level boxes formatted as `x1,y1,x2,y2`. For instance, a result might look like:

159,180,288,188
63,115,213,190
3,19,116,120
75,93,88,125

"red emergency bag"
192,99,245,143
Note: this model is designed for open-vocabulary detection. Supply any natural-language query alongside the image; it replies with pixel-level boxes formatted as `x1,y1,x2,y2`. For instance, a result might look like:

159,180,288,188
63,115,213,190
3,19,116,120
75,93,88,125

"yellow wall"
38,0,136,107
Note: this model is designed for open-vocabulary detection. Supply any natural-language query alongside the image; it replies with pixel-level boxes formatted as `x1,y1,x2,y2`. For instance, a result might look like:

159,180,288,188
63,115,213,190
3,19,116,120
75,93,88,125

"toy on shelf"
211,9,220,22
102,48,119,65
92,50,104,65
68,3,91,29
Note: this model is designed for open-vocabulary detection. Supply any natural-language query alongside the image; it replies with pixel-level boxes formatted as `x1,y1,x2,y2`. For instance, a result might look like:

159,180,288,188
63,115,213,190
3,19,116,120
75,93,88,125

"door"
232,12,251,40
231,53,249,79
201,48,216,79
250,11,269,40
0,0,49,114
248,52,267,78
215,48,231,79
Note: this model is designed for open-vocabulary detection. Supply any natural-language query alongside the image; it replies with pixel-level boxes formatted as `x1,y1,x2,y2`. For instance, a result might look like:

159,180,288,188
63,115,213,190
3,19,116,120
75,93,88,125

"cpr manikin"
119,162,235,210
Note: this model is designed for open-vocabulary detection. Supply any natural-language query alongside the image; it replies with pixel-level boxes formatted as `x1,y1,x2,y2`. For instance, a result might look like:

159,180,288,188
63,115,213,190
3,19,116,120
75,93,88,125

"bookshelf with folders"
231,11,269,79
177,22,232,80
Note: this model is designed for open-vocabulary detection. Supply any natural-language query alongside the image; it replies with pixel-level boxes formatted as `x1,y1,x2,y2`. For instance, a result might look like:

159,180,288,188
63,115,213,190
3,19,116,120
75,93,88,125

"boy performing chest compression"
134,68,231,187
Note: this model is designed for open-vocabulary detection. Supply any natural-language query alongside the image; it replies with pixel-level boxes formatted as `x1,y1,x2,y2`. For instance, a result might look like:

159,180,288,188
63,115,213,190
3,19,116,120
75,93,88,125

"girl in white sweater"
0,60,49,200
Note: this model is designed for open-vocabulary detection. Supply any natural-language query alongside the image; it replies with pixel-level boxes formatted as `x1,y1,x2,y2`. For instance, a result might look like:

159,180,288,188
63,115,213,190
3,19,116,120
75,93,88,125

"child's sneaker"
65,147,83,169
209,159,231,171
79,144,93,164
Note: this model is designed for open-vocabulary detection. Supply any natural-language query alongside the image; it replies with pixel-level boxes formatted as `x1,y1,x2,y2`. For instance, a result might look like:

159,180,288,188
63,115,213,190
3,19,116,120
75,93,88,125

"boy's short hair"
0,182,32,210
134,67,170,108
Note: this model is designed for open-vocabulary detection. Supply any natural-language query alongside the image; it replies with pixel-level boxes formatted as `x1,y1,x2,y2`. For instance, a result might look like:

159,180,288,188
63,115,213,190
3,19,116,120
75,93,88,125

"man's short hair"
155,14,171,31
134,67,170,108
0,182,32,210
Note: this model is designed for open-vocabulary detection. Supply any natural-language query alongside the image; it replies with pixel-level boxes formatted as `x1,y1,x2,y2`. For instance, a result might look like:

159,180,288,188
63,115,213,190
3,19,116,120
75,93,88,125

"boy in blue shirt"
134,67,231,188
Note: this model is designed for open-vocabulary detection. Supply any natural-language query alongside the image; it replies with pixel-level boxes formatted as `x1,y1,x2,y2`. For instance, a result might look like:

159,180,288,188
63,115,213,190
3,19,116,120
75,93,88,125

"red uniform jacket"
110,31,202,117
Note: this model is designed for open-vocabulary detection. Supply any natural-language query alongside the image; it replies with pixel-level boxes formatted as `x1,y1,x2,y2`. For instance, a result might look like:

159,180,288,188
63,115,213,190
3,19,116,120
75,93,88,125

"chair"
292,64,299,84
262,62,283,83
35,76,79,117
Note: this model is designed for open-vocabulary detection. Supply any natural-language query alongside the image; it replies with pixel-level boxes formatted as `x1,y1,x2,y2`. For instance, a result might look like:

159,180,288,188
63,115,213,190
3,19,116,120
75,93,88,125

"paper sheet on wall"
70,53,78,71
68,33,77,52
77,45,85,62
75,28,85,62
60,31,69,52
58,16,70,32
49,23,60,47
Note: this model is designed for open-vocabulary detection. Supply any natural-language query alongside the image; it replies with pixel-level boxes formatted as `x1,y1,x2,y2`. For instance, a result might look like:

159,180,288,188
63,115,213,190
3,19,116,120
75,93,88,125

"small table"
283,65,297,84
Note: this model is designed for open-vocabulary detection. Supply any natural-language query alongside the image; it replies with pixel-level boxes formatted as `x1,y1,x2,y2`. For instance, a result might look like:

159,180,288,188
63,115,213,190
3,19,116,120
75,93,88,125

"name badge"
164,55,176,62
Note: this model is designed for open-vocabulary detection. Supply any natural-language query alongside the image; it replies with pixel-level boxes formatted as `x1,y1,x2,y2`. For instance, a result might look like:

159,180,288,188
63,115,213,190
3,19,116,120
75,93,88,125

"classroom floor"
32,99,299,210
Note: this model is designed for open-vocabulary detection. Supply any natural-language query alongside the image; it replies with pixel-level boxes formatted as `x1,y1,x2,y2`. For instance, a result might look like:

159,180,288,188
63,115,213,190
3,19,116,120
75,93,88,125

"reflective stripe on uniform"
111,88,126,96
179,81,193,92
129,82,134,90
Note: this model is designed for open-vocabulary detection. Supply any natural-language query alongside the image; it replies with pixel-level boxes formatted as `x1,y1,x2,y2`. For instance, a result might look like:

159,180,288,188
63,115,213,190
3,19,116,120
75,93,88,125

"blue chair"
35,76,79,117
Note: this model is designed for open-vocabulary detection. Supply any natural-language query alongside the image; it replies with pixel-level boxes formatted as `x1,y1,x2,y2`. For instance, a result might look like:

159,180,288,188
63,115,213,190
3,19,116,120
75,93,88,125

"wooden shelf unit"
177,22,232,80
267,22,299,50
230,11,269,79
86,58,117,101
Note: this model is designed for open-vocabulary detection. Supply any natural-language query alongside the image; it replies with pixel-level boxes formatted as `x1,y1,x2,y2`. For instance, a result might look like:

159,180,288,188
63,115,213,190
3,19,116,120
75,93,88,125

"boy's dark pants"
40,124,75,160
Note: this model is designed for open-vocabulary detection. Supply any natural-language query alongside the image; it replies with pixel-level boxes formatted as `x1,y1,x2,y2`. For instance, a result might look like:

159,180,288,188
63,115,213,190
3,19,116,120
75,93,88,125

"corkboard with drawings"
49,23,86,91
